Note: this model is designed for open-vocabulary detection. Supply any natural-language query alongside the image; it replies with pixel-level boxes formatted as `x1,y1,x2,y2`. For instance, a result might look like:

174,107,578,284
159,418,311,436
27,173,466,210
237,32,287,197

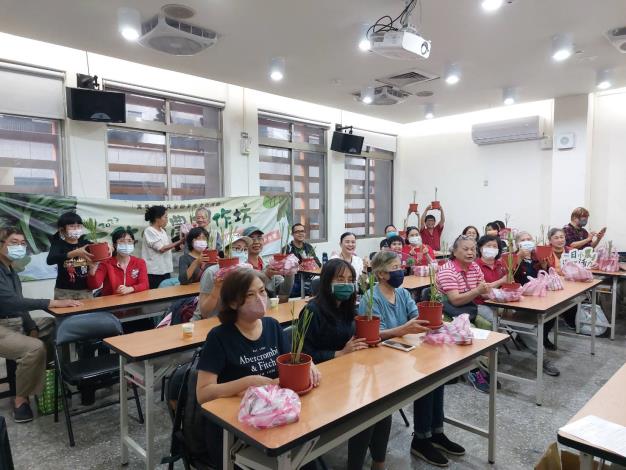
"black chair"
53,312,143,446
0,416,14,470
0,360,16,400
310,277,321,296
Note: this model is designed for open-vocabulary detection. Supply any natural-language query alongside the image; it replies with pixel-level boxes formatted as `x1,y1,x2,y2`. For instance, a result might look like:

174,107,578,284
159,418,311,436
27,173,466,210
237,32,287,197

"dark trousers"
148,273,170,289
413,386,445,439
347,415,392,469
544,318,556,338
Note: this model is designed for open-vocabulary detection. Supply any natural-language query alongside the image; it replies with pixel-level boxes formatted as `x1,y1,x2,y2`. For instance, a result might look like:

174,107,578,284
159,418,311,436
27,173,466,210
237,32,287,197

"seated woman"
402,226,435,267
387,234,405,257
196,268,320,469
178,227,211,285
361,251,465,467
379,224,399,249
538,228,570,275
462,225,480,240
484,222,506,251
475,235,507,289
302,258,390,470
331,232,367,279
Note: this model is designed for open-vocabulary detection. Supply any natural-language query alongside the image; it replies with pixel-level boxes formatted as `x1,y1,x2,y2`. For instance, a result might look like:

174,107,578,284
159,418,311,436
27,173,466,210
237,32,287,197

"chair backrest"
0,416,14,470
55,312,123,346
282,325,293,346
159,278,180,288
420,287,431,302
310,277,321,296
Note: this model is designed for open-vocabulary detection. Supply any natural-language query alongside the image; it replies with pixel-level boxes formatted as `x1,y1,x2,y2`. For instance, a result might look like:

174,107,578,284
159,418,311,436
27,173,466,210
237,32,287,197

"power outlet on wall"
483,180,489,187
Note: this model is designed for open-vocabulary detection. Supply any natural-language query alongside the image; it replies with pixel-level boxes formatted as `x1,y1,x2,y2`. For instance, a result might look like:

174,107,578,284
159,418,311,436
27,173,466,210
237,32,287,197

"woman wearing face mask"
303,259,391,470
475,235,507,288
364,251,466,466
513,231,539,285
196,269,321,469
379,224,399,249
178,227,212,285
332,232,366,278
564,207,606,250
46,212,95,300
402,226,435,267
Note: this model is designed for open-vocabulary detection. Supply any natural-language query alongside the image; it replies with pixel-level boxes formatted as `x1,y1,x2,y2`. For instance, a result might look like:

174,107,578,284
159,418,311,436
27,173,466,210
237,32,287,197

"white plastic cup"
270,297,279,309
182,322,194,338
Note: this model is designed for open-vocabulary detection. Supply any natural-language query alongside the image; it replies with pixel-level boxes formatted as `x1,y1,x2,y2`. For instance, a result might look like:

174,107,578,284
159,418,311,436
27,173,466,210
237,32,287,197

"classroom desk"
104,299,308,470
486,279,602,405
202,331,509,470
590,269,626,340
298,267,321,298
47,283,200,319
557,363,626,468
401,274,430,290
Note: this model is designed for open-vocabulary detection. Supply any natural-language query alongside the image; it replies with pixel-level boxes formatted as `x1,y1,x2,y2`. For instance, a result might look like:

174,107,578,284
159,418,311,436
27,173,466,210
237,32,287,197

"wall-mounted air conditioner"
471,116,545,145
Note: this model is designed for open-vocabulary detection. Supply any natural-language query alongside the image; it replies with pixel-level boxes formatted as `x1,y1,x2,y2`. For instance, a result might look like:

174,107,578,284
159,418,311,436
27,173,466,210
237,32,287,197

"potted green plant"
205,229,219,263
417,264,444,329
355,272,381,344
218,224,239,268
534,224,553,260
501,230,520,290
277,305,314,394
82,218,110,261
274,222,290,262
431,187,441,210
438,241,449,266
405,256,416,276
409,190,419,213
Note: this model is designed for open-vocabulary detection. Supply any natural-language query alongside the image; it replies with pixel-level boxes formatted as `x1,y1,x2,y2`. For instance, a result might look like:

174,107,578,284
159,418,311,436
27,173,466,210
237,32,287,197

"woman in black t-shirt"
196,268,321,468
46,212,95,300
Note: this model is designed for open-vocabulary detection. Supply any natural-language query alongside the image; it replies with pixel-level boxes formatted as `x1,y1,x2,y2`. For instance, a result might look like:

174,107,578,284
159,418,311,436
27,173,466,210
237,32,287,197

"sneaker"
13,402,34,423
543,360,560,377
467,370,490,394
410,437,449,467
543,337,557,351
479,370,502,390
430,433,466,456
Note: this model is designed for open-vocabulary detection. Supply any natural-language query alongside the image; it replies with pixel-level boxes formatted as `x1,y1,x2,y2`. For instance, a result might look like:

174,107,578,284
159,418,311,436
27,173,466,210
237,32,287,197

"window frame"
104,85,223,201
258,116,329,243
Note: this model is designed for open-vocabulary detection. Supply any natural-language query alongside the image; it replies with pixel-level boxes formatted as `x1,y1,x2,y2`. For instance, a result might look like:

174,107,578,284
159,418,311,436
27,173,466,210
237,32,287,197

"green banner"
0,192,291,281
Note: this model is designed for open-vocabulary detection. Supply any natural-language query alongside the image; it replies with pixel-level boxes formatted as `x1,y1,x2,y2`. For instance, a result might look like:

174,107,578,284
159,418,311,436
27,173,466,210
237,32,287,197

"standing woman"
331,232,367,279
303,259,391,470
46,212,94,300
141,205,183,289
402,226,435,267
178,227,211,285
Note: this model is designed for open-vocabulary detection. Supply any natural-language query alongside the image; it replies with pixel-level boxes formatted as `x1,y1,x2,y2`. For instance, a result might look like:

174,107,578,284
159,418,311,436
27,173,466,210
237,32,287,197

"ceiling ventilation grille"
353,86,411,105
376,69,439,88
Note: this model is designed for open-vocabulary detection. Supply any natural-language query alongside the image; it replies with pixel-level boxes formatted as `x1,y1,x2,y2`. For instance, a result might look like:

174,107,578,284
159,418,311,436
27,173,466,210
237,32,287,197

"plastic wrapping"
562,261,593,282
269,254,300,276
215,262,254,281
546,267,565,291
423,313,473,345
238,385,301,429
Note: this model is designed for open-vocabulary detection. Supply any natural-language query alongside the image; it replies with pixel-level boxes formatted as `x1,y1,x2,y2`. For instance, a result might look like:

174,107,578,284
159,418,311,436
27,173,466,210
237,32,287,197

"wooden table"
47,283,201,319
401,275,430,290
557,363,626,468
203,331,509,469
486,279,602,405
590,269,626,340
298,267,321,298
104,299,307,470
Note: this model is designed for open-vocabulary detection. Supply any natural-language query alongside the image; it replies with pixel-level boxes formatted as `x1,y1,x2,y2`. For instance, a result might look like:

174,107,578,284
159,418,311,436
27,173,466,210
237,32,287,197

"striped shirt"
436,259,484,294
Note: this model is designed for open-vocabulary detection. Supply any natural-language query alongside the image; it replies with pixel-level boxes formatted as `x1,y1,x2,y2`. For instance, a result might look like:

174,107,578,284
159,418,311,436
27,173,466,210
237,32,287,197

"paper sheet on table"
559,415,626,457
470,328,490,340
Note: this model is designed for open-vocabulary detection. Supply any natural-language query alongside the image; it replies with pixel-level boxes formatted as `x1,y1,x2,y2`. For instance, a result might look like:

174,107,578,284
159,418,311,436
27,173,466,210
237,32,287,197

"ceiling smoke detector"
605,26,626,53
139,14,217,55
353,86,411,105
161,4,196,19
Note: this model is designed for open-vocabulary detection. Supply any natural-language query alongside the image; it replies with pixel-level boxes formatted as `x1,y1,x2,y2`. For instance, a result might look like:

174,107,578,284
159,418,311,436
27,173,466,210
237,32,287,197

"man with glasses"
288,223,321,297
0,228,80,422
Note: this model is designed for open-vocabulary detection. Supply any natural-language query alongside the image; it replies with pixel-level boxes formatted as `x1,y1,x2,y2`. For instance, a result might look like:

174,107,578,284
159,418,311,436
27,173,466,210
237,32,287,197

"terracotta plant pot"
277,353,312,394
87,242,110,262
500,253,519,270
501,282,521,291
408,203,419,213
534,245,553,260
217,257,239,269
354,315,381,344
205,249,219,263
431,200,441,210
300,257,319,272
417,301,444,328
273,253,289,262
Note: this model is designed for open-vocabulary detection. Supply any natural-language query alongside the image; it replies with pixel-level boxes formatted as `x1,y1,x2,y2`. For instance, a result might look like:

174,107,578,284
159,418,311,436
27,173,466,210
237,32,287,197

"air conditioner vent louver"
472,116,545,145
353,86,411,106
376,68,439,89
139,14,217,55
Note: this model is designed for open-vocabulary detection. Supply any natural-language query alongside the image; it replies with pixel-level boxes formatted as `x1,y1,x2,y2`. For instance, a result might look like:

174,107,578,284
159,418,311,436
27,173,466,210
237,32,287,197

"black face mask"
387,269,405,288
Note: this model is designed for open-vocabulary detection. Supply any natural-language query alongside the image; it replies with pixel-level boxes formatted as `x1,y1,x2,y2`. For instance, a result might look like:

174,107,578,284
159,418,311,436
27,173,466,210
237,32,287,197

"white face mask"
481,247,499,259
233,250,248,263
7,245,26,261
408,236,422,246
117,244,134,256
519,240,535,252
193,240,208,251
67,228,83,239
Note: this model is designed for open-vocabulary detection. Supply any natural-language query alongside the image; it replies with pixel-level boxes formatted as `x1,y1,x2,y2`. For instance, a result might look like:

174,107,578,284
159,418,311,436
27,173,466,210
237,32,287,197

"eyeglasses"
2,240,27,247
293,230,305,234
250,236,263,242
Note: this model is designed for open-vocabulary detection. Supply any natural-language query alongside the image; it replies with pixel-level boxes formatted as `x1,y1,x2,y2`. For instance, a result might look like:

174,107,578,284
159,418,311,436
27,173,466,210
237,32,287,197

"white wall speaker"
557,132,575,150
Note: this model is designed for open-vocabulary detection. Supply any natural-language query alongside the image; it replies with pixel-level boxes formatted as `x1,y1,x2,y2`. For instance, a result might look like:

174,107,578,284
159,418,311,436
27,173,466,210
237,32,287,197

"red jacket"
87,256,149,296
402,244,435,266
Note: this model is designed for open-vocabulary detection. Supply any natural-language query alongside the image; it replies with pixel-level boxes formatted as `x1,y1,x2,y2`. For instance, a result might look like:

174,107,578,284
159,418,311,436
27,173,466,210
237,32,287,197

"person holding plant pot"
178,227,212,285
475,235,507,288
288,223,321,297
331,232,368,280
420,204,445,251
141,206,184,289
563,207,606,250
196,269,321,469
403,226,435,267
365,250,466,467
302,258,391,470
46,211,95,300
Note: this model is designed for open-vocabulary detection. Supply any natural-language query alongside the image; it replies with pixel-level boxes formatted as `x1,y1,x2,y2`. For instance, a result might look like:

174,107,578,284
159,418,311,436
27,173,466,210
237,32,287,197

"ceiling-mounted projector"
370,29,431,60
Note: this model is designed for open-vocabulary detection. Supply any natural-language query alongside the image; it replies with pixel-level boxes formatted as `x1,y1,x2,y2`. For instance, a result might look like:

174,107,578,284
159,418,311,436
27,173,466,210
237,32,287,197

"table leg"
120,356,129,466
223,429,235,470
579,452,594,470
591,287,597,356
536,317,544,406
554,312,559,349
300,272,306,299
488,347,497,464
144,360,155,470
610,277,617,340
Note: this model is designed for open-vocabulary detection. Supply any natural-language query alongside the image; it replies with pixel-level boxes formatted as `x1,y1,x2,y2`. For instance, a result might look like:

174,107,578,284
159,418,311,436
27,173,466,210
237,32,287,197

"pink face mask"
238,293,267,321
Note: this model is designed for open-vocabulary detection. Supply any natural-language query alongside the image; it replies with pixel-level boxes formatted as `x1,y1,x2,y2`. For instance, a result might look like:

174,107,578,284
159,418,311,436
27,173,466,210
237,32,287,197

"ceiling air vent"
605,26,626,53
139,14,217,55
376,69,439,88
353,86,411,105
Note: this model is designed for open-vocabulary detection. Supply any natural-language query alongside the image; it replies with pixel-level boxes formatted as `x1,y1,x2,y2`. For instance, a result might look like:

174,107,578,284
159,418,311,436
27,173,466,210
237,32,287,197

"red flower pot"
500,253,519,270
408,203,419,213
87,242,110,262
205,249,219,263
273,253,289,262
417,301,444,328
431,200,441,210
354,315,381,344
218,257,239,269
277,353,312,394
534,245,553,260
501,282,521,291
300,257,319,272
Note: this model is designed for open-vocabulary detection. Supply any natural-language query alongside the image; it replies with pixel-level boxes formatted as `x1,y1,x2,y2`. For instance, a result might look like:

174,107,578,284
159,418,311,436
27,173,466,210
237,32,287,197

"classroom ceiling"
1,0,626,123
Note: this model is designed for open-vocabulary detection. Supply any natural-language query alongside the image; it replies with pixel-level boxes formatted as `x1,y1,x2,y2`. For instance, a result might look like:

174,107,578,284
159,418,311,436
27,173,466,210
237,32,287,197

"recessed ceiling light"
503,87,516,105
270,57,285,81
424,103,434,119
552,33,574,62
358,24,371,51
361,86,374,104
444,64,461,85
481,0,503,12
596,69,612,90
117,7,141,41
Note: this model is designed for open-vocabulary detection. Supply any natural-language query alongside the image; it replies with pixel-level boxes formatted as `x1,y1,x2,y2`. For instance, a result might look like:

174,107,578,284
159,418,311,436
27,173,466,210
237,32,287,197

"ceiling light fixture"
269,57,285,81
424,104,434,119
361,86,375,104
503,87,516,105
444,63,461,85
596,69,612,90
358,23,371,51
552,33,574,62
117,7,141,41
481,0,503,12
